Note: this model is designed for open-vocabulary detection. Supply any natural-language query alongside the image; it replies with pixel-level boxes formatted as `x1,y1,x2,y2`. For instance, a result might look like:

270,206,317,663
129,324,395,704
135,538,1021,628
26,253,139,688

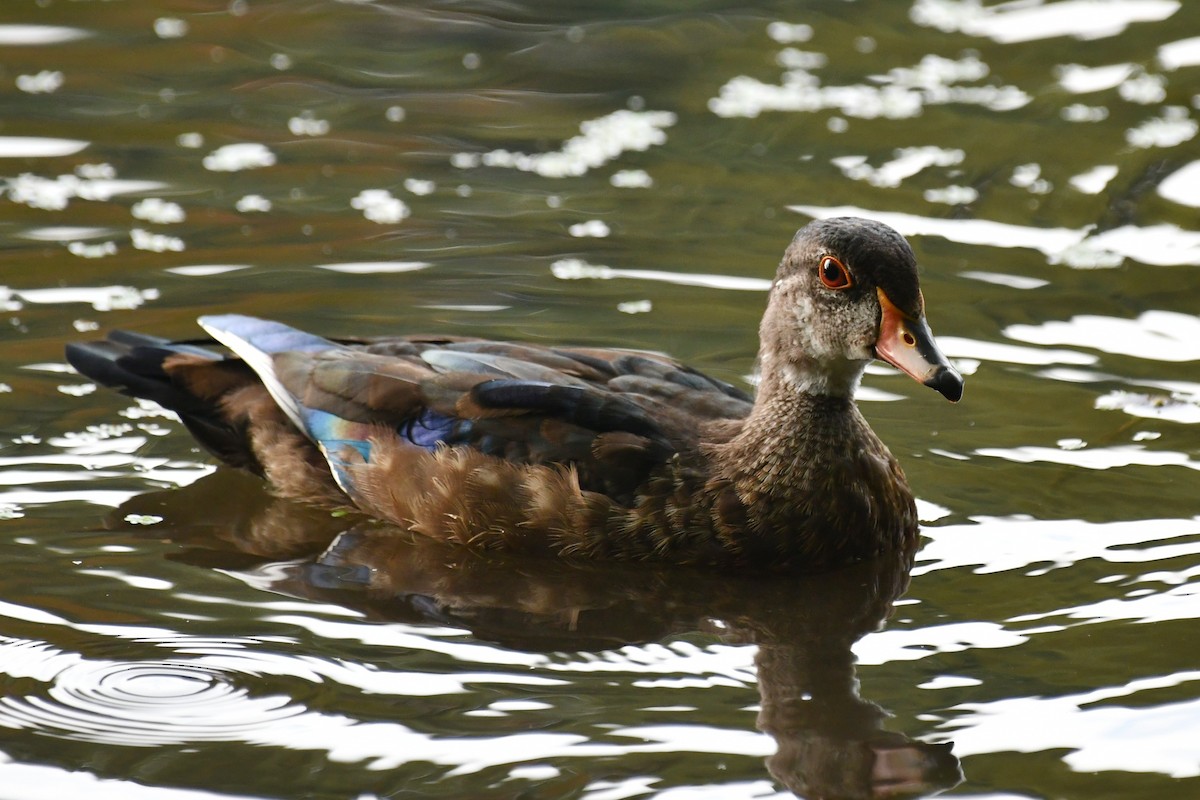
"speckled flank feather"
323,429,731,563
65,217,961,572
337,433,588,552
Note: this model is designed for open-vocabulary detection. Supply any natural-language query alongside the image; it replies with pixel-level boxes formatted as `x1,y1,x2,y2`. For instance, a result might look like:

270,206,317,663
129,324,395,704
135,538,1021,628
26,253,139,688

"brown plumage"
65,216,962,571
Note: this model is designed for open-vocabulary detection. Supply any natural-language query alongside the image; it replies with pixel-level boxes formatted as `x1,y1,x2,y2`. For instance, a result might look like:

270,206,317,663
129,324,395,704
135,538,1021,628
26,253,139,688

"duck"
66,216,962,571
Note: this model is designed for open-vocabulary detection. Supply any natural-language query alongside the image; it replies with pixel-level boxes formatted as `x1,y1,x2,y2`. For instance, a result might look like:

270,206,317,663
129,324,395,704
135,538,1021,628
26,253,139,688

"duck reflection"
113,470,962,800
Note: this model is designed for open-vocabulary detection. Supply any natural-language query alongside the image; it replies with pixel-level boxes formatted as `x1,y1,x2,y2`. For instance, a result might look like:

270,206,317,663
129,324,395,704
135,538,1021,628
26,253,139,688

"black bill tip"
924,364,964,403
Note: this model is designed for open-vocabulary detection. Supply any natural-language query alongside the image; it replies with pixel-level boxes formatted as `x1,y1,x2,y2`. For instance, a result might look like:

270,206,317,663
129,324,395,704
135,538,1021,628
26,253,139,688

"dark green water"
2,1,1199,798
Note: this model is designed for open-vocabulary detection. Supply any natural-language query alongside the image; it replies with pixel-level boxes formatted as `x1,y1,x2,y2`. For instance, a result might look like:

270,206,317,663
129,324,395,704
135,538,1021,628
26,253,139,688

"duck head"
759,217,963,402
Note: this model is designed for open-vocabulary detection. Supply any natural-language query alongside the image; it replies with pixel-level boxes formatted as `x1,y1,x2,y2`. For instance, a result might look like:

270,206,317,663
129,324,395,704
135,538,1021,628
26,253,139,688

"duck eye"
818,256,852,289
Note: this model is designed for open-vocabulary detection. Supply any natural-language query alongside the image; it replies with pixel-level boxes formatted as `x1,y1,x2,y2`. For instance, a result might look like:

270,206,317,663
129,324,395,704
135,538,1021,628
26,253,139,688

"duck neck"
725,369,870,499
757,344,870,402
702,368,914,567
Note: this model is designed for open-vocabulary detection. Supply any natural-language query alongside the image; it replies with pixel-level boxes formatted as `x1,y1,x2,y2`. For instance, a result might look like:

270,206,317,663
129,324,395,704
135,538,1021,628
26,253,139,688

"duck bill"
875,288,963,402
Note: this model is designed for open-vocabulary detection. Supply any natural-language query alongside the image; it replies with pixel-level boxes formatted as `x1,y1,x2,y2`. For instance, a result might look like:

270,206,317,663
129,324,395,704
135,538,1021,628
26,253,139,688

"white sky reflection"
455,109,676,178
1158,160,1200,207
1159,35,1200,69
0,751,263,800
792,205,1200,267
0,25,90,45
0,137,87,158
916,515,1200,576
551,259,772,291
911,0,1180,44
1056,62,1135,93
941,672,1200,778
1006,311,1200,361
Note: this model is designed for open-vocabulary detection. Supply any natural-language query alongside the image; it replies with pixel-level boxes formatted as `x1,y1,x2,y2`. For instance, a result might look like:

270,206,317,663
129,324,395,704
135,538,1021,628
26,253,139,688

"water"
2,0,1199,797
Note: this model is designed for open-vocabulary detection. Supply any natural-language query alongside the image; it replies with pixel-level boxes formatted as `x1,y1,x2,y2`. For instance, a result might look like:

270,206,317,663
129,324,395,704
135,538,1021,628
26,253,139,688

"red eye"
818,256,852,289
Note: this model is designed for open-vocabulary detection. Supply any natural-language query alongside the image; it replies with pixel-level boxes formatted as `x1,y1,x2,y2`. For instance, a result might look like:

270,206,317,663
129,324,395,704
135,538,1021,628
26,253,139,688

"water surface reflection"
107,472,962,799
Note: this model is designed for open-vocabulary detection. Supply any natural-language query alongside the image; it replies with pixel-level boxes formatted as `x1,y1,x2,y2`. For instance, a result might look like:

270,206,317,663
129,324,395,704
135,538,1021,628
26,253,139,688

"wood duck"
66,216,962,571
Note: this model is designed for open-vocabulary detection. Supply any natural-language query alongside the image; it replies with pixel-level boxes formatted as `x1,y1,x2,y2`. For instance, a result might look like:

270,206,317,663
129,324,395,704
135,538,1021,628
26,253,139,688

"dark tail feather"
65,333,263,473
66,333,206,409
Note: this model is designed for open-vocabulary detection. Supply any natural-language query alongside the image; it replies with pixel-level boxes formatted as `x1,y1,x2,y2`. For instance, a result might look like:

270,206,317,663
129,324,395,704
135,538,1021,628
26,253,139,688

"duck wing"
193,315,752,505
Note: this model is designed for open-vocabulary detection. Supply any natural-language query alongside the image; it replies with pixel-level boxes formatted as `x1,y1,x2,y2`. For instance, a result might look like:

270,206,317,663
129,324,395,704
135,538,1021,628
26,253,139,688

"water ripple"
0,644,303,747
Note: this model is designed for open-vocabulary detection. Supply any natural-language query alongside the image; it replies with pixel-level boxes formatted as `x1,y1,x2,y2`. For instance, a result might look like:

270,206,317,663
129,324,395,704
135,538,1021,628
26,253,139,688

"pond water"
2,0,1200,798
